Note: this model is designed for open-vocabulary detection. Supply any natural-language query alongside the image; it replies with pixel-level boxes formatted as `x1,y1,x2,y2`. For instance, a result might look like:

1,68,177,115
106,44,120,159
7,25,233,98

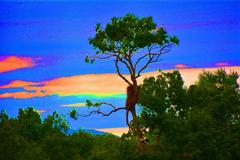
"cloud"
0,66,239,99
0,80,41,89
174,64,189,69
0,73,128,98
94,127,129,137
0,91,45,99
60,103,86,107
215,62,229,67
36,109,47,114
0,56,35,73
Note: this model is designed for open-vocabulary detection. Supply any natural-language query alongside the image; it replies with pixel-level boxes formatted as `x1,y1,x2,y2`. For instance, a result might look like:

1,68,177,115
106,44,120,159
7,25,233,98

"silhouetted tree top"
87,14,179,85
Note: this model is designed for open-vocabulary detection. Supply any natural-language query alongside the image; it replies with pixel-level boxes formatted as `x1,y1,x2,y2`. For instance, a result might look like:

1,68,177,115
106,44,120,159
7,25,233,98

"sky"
0,0,240,130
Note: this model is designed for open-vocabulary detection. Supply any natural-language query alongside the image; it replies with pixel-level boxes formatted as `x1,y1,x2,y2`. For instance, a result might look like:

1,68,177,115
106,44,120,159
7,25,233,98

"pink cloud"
215,62,229,67
174,64,189,69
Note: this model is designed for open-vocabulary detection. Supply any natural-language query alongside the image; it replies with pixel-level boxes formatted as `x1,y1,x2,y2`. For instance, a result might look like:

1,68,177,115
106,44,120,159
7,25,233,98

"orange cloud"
0,91,45,99
41,74,127,96
0,66,239,99
0,80,40,89
0,56,35,73
174,64,189,69
0,73,128,98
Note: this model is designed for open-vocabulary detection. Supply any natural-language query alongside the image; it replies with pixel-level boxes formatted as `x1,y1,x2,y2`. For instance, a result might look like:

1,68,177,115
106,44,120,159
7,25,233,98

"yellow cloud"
60,103,86,107
36,109,47,114
94,127,129,137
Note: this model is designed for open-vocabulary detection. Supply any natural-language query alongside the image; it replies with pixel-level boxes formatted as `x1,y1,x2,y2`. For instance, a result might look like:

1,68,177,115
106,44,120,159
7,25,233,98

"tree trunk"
130,83,144,140
130,106,144,139
125,77,145,142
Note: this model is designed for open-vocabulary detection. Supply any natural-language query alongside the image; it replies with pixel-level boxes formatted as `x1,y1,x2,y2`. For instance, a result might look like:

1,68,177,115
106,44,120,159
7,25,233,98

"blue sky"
0,0,239,129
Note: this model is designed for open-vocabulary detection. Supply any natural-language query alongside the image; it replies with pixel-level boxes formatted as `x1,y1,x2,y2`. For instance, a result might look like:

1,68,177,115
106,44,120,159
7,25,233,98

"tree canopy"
138,69,240,159
87,14,179,85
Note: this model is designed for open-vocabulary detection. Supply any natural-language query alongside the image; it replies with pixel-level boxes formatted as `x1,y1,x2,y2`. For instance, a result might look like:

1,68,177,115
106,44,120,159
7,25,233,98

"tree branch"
115,55,132,85
96,107,127,116
80,106,127,117
135,44,173,78
126,52,136,84
116,53,133,76
134,52,159,69
94,55,113,60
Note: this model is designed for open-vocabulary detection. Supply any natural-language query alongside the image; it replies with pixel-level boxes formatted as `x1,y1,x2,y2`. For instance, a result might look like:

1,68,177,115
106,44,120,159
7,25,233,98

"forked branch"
79,101,127,117
135,44,173,78
82,107,127,117
115,56,132,85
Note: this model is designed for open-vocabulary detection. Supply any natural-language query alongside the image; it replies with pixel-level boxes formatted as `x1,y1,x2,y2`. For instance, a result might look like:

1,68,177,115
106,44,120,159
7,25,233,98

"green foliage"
87,14,179,140
1,69,239,160
0,109,9,123
0,107,50,159
139,71,187,131
17,107,42,140
85,56,94,63
88,14,179,62
86,99,102,107
0,107,134,160
69,108,78,120
139,69,240,159
188,70,240,123
44,111,69,133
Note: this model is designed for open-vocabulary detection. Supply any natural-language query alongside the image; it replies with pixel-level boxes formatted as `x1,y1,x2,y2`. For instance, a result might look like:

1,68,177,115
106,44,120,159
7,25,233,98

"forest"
0,69,239,160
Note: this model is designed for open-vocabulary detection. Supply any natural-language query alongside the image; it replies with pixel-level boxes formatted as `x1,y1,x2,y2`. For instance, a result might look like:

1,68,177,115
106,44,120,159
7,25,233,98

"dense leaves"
138,69,240,159
0,108,147,160
89,14,179,55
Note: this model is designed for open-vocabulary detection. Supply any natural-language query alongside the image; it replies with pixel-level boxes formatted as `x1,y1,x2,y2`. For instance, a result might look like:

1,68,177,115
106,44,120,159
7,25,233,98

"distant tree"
138,70,187,142
80,14,179,140
139,69,240,159
186,69,240,159
43,111,69,134
17,107,42,140
0,109,9,124
0,108,50,160
188,69,240,123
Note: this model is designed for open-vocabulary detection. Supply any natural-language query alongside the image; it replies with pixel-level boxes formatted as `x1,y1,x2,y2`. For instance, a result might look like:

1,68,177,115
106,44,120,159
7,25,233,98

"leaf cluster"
88,14,179,61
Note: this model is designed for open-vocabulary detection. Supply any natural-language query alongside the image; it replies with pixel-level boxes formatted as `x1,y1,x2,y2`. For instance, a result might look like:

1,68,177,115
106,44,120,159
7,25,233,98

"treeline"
0,69,239,160
137,69,240,159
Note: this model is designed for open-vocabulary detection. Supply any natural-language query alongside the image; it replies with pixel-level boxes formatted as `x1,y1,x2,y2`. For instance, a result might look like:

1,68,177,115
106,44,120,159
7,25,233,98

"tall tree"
84,14,179,139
